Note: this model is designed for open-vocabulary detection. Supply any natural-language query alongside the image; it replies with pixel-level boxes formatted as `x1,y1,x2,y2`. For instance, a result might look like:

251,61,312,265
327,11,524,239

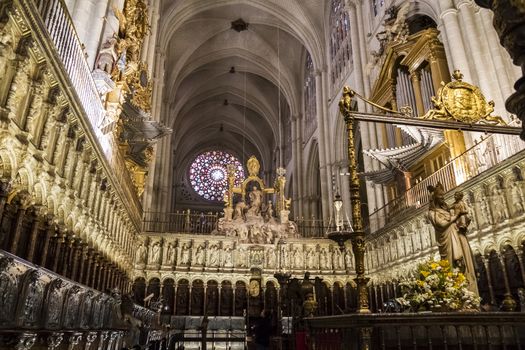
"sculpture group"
214,156,297,244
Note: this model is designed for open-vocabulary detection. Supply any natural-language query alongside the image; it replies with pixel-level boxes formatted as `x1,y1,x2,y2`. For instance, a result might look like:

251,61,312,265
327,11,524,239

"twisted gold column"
339,87,370,313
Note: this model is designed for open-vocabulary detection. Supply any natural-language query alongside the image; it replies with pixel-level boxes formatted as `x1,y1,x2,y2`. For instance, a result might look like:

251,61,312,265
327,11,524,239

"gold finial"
339,86,355,118
247,156,260,177
452,69,463,81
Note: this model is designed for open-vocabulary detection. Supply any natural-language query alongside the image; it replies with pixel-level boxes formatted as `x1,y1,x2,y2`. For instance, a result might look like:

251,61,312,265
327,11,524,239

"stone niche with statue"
213,156,298,244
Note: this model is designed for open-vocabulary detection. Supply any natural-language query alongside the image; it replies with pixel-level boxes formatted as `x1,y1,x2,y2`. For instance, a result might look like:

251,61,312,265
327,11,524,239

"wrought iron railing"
307,312,525,350
142,211,330,238
142,211,221,233
366,132,525,233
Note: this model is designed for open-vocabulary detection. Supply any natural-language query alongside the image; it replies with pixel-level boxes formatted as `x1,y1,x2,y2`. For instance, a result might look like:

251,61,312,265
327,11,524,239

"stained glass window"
330,0,352,84
304,52,317,142
189,151,245,201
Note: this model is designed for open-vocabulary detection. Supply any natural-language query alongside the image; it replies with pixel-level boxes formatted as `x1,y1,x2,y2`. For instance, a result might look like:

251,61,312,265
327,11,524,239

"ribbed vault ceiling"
158,0,327,182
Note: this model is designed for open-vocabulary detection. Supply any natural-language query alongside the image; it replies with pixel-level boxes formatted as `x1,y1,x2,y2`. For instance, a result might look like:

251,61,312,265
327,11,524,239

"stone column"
456,1,501,107
232,288,236,316
52,233,65,272
481,255,497,306
314,70,330,222
499,253,518,310
61,234,73,277
91,254,100,289
473,0,525,138
10,192,32,255
321,68,334,219
438,0,475,82
0,180,11,220
77,244,88,285
84,0,110,69
146,0,160,77
188,286,192,315
516,247,525,287
70,240,82,281
478,10,515,99
84,249,95,286
40,216,55,267
26,207,43,262
498,254,513,295
98,260,106,291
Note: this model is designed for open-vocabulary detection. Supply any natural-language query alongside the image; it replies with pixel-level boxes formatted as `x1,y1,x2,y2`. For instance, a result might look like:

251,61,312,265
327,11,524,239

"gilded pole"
338,87,370,314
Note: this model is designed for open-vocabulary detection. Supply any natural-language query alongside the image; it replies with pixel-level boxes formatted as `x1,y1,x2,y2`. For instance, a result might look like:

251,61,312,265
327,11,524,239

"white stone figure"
281,247,289,269
236,248,247,267
194,245,205,266
345,250,353,269
237,225,248,242
465,197,478,230
405,235,413,255
333,248,344,270
233,200,247,221
479,198,492,227
136,242,147,264
208,245,220,267
266,248,277,268
492,188,509,223
320,248,330,269
179,243,190,265
262,225,273,243
247,186,263,216
250,226,262,243
265,201,274,221
166,243,176,265
510,182,525,216
223,246,234,268
306,248,317,269
251,250,263,265
293,248,303,269
287,221,298,237
150,242,161,264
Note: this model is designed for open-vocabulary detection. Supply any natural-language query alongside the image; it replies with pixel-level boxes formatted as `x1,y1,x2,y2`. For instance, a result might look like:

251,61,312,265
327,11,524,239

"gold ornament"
246,156,260,177
421,70,506,125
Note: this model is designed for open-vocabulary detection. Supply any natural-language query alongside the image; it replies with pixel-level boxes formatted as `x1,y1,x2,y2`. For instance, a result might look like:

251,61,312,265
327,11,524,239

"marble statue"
492,188,509,223
180,243,190,265
150,242,161,264
136,243,147,264
510,182,525,215
208,245,220,267
293,248,303,269
266,248,277,268
427,183,479,296
166,243,176,265
320,248,330,269
223,246,233,268
247,186,263,216
306,248,317,269
194,245,205,266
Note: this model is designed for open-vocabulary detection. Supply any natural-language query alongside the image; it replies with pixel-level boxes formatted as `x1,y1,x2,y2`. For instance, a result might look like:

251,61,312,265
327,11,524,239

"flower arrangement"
398,259,480,312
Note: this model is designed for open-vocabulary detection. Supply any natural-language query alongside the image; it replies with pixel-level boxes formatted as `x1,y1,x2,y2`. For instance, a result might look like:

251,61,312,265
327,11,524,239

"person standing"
254,309,272,350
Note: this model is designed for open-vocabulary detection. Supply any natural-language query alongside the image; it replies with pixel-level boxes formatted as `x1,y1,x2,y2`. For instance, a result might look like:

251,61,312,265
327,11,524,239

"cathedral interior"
1,0,525,349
